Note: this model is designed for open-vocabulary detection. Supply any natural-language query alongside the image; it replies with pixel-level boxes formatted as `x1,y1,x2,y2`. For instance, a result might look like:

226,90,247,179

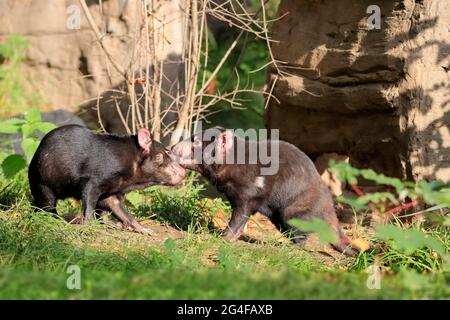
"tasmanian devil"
172,127,354,254
28,124,187,234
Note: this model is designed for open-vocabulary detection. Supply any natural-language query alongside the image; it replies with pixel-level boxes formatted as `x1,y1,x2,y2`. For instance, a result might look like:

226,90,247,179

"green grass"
0,170,448,299
3,268,449,300
1,209,448,299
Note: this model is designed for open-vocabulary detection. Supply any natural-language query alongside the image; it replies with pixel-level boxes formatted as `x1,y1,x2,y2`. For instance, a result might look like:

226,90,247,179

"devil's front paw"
132,222,155,236
222,229,240,242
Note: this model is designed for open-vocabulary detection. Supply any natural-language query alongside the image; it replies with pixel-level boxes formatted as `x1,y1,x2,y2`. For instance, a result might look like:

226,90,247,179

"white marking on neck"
254,176,265,189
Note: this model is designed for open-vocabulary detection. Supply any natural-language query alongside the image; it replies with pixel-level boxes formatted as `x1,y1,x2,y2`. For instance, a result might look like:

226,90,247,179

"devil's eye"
165,150,174,159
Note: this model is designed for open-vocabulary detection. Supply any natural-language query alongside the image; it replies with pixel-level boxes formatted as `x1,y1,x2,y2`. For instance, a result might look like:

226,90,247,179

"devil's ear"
217,130,234,154
137,128,152,152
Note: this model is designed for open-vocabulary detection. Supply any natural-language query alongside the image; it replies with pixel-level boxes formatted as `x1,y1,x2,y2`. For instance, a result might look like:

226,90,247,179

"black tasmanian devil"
28,124,187,234
172,127,355,254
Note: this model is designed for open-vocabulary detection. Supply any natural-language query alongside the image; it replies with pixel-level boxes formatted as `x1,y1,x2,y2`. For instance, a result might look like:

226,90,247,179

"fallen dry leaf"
69,198,80,208
351,238,371,252
211,210,228,230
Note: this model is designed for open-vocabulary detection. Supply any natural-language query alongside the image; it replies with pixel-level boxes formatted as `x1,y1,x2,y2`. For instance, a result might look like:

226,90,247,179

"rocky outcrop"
0,0,185,135
265,0,450,182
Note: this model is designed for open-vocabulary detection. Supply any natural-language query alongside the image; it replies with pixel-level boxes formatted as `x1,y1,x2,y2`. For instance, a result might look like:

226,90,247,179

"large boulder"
265,0,450,182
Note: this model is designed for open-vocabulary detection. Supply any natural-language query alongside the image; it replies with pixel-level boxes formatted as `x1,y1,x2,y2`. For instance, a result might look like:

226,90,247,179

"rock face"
0,0,185,135
265,0,450,182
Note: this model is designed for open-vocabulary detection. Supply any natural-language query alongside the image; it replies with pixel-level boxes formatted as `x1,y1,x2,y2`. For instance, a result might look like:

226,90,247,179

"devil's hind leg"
30,183,57,214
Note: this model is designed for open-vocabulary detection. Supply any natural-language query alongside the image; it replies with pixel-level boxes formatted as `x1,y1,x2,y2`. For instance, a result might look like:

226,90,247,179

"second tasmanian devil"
28,125,187,234
172,127,354,254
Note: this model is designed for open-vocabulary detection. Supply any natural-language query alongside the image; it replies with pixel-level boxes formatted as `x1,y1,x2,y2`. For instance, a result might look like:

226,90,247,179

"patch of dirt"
78,219,185,255
140,219,185,241
211,212,354,266
63,213,185,249
67,210,357,267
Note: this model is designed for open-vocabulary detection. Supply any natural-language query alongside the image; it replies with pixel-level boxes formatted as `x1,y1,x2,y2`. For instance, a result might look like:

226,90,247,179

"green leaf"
1,154,26,179
289,218,338,244
337,191,399,210
21,137,40,163
359,169,404,193
377,225,418,254
376,224,445,255
0,118,25,134
328,160,358,185
328,161,450,209
21,123,35,139
21,121,56,139
425,237,445,256
34,122,57,134
24,108,41,124
420,185,450,207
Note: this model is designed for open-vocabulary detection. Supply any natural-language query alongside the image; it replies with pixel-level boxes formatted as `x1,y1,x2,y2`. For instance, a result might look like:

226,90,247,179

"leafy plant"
1,154,26,179
0,108,56,178
129,173,228,232
330,161,449,272
349,218,449,273
329,160,450,210
288,218,337,244
376,224,445,256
